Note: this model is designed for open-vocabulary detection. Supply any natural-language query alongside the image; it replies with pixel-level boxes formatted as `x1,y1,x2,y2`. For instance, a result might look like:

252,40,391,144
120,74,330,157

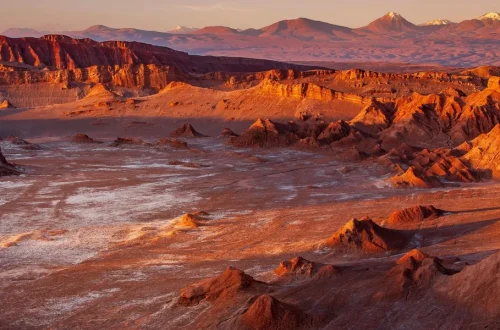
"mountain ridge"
2,12,499,66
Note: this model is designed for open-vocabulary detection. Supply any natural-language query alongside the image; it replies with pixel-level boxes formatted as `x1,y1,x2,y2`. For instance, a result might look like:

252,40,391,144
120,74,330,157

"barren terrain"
1,135,499,329
0,34,499,329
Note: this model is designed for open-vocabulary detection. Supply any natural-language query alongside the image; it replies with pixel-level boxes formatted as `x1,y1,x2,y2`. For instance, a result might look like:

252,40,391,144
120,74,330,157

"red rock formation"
7,136,43,150
379,92,464,148
459,124,500,178
420,149,476,183
0,35,318,91
0,100,14,109
274,257,328,277
0,147,19,176
177,267,268,306
169,124,206,138
343,87,500,150
0,35,311,73
384,145,477,185
83,84,117,100
256,79,334,101
387,205,444,225
449,88,500,143
325,217,410,253
240,295,312,330
274,257,339,280
350,100,394,136
173,213,202,228
0,63,181,91
221,128,239,137
71,134,102,144
256,79,370,104
390,167,442,188
317,120,352,144
110,137,149,147
329,129,380,157
230,119,299,148
385,249,455,294
295,137,320,149
439,87,466,98
221,69,333,89
154,138,188,149
488,76,500,90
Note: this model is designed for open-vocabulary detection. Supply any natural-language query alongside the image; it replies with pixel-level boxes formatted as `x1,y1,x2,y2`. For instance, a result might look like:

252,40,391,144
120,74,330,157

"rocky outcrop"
350,100,394,136
390,167,442,188
387,205,444,225
0,35,311,72
256,79,335,101
382,144,477,186
177,267,268,306
256,79,370,104
342,86,500,151
274,257,339,280
240,295,312,330
317,120,352,144
295,137,321,149
378,93,463,148
230,119,300,148
385,249,455,295
169,124,206,138
0,100,14,109
383,123,500,187
0,35,317,91
0,63,182,91
154,138,188,149
221,69,333,88
110,137,149,147
488,76,500,90
173,213,204,228
7,136,43,150
449,88,500,143
71,134,102,144
0,147,19,176
221,128,239,137
414,149,476,183
459,124,500,178
325,217,410,253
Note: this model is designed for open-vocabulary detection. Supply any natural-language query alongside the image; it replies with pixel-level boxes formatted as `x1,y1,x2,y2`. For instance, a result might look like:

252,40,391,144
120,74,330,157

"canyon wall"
0,64,182,90
0,35,313,73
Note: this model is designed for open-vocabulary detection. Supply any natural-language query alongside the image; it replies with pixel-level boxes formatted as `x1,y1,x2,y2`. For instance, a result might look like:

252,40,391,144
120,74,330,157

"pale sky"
1,0,499,32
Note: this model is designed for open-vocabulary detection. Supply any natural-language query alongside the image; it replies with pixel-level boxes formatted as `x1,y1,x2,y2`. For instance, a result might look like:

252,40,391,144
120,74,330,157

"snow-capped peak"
421,19,453,26
478,12,500,20
168,26,198,34
386,12,403,20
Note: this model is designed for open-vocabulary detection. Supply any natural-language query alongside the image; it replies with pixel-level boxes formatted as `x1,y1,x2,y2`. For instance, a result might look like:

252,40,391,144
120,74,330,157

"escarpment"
0,64,184,90
256,79,372,104
0,35,312,72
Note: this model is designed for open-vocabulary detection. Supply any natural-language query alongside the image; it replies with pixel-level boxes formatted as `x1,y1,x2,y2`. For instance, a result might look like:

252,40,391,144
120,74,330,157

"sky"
1,0,499,32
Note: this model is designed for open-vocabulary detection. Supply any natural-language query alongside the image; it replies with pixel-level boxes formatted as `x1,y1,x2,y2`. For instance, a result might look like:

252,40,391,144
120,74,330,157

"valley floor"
0,137,499,329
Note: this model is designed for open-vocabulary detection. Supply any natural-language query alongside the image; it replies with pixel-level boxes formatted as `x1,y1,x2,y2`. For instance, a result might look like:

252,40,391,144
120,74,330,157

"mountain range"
2,12,500,66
